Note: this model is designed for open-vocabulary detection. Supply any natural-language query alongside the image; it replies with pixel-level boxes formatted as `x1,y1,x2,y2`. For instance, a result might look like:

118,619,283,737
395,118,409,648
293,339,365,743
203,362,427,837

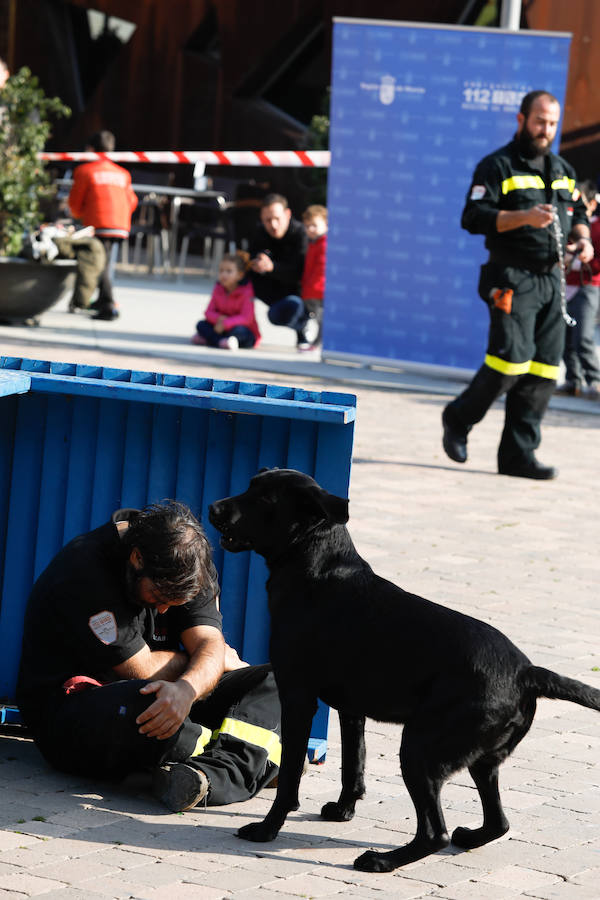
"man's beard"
518,126,552,159
125,561,151,608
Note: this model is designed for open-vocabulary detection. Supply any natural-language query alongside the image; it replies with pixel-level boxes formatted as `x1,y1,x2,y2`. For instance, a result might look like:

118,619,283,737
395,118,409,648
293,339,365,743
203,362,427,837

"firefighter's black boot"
443,365,517,463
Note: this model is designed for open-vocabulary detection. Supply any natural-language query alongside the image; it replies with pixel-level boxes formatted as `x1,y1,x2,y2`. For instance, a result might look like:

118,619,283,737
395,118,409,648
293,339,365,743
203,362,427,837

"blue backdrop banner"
323,20,572,372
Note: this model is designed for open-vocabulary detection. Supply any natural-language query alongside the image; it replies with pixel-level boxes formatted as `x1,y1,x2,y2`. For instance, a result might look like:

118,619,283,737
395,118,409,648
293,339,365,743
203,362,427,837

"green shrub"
0,67,70,256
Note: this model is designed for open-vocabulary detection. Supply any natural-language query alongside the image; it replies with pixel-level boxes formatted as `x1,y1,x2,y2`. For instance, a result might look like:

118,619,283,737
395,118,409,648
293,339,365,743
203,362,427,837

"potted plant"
0,66,72,323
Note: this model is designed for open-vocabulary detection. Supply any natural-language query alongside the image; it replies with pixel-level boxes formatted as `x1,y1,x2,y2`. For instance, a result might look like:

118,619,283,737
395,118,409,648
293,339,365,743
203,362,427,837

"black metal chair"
174,195,235,278
125,193,170,274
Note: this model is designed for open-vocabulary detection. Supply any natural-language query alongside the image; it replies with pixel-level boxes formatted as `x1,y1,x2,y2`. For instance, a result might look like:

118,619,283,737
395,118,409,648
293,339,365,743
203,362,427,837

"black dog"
208,468,600,873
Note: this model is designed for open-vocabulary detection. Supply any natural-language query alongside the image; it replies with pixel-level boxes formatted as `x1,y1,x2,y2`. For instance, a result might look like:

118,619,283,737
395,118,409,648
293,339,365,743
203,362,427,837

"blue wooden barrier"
0,358,356,759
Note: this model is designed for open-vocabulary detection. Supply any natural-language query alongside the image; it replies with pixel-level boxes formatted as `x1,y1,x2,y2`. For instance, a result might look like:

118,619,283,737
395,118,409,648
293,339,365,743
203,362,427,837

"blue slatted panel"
0,357,356,754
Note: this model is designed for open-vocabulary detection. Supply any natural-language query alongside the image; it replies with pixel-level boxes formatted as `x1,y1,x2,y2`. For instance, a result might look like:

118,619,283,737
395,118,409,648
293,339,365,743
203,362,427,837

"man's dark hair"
87,130,116,153
120,501,215,602
261,193,289,209
519,91,559,119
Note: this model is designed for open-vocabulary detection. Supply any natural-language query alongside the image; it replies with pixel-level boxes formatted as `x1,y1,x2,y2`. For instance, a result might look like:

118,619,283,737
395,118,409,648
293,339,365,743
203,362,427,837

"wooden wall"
6,0,599,177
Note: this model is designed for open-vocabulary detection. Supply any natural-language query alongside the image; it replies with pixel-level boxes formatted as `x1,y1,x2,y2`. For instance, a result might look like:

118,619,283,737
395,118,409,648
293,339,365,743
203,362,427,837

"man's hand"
570,236,594,264
224,643,249,671
250,252,274,274
137,678,196,740
525,204,555,228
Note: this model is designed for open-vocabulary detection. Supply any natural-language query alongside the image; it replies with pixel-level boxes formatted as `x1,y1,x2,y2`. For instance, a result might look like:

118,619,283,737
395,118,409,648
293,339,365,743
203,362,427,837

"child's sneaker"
191,334,207,346
218,336,239,350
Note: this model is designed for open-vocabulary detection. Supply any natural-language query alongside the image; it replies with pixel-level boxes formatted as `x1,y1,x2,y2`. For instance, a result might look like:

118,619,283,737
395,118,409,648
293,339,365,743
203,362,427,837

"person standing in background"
68,130,138,321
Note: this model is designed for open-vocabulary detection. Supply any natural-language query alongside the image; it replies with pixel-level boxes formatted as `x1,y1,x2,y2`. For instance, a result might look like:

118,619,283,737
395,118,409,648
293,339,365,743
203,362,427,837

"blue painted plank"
24,373,355,423
33,395,72,579
0,372,30,397
174,406,210,519
200,410,235,577
0,396,17,609
0,394,46,699
120,401,154,510
218,412,261,654
90,398,128,526
146,405,181,503
62,396,99,543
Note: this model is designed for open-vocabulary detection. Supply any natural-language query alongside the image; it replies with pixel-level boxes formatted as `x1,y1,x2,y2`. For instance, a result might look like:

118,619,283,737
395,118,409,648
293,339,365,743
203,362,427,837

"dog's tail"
522,666,600,711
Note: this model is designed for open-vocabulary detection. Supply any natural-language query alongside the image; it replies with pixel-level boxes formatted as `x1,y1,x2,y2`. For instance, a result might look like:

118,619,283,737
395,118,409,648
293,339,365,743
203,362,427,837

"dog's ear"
308,486,349,524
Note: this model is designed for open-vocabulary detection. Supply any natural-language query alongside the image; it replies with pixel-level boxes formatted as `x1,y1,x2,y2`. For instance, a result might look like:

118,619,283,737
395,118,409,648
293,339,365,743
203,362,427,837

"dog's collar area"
265,519,329,567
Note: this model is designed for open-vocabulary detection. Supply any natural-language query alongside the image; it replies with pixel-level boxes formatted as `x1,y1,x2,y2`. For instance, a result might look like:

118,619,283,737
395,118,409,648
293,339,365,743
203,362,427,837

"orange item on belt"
68,160,138,239
491,287,513,314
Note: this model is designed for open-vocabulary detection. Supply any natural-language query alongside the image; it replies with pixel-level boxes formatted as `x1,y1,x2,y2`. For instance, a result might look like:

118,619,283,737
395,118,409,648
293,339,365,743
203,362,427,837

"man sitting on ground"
17,501,281,812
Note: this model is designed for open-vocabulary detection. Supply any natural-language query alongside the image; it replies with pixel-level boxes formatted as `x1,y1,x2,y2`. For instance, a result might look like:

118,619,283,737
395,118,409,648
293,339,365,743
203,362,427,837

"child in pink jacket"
192,252,260,350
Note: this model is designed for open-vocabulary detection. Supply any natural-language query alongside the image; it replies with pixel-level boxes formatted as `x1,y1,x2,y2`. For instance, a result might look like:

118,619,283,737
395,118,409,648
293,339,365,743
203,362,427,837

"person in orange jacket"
68,131,138,320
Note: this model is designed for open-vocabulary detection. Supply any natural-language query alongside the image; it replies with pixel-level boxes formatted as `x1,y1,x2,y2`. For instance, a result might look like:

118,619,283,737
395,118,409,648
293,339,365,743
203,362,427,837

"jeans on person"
563,284,600,386
97,237,125,311
267,294,307,332
196,320,256,348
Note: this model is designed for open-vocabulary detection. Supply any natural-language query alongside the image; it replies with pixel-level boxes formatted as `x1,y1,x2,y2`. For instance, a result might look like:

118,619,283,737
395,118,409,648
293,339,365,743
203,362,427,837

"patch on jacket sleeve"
88,610,118,644
470,185,486,201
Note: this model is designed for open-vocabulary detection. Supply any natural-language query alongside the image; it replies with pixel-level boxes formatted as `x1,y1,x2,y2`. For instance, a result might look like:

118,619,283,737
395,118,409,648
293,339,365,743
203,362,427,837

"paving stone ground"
0,274,598,898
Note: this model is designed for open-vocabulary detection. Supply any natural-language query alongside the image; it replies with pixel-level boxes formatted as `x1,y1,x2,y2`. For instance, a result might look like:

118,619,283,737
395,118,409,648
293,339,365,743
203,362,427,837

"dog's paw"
321,800,355,822
238,821,278,843
354,850,397,873
451,823,509,849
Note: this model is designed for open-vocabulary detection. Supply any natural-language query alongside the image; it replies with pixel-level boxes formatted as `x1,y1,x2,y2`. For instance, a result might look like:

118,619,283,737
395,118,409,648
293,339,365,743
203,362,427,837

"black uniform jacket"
249,218,307,305
461,138,588,270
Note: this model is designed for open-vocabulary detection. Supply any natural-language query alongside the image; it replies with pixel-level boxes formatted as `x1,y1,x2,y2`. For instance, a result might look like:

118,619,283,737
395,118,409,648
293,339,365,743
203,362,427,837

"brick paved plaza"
0,278,598,898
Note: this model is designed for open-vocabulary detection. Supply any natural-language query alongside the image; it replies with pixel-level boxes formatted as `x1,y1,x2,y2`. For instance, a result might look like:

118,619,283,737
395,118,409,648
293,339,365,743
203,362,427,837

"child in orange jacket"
192,252,260,350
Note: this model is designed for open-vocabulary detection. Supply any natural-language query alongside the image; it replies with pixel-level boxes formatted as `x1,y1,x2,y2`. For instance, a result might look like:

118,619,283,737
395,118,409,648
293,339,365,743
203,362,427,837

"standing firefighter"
442,90,593,480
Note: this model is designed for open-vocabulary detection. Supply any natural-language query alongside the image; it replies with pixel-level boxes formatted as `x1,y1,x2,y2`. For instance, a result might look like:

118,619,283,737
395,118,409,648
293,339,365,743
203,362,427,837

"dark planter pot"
0,257,76,324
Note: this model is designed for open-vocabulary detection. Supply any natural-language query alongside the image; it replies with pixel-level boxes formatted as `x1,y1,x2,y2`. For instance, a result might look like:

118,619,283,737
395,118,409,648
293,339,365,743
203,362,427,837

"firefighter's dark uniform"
16,512,281,806
445,139,588,471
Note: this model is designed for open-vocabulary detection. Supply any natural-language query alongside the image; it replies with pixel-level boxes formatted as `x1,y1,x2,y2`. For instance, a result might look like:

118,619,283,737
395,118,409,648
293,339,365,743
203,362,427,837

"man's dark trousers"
35,664,280,805
446,262,565,468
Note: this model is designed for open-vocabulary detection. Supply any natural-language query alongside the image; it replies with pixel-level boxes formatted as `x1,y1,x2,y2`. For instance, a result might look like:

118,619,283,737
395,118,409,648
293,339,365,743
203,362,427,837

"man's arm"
496,204,555,232
135,625,226,740
67,168,87,220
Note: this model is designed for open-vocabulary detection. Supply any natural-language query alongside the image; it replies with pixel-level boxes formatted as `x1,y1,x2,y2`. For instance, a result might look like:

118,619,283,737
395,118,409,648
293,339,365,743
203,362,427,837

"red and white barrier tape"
39,150,331,167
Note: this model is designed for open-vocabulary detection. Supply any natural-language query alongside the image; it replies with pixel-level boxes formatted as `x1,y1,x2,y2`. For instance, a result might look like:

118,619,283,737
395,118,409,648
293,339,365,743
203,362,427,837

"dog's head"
208,468,349,560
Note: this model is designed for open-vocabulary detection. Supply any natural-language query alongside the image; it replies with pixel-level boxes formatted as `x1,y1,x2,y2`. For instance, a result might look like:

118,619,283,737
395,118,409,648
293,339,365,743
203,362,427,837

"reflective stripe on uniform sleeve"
528,360,560,380
550,176,575,194
484,355,559,380
501,175,545,194
212,718,282,766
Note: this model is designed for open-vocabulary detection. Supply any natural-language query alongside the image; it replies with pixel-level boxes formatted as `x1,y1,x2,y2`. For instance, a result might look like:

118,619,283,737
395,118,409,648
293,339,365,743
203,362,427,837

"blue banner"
323,20,571,371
